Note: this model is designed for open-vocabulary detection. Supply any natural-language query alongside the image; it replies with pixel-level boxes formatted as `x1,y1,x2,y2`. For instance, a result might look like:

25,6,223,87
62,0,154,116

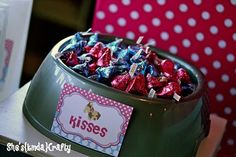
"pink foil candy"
97,48,112,67
157,82,181,97
66,52,78,66
176,68,190,83
160,59,175,77
88,62,97,74
146,73,162,89
88,42,104,59
146,51,161,67
125,74,148,95
111,73,131,91
84,45,92,53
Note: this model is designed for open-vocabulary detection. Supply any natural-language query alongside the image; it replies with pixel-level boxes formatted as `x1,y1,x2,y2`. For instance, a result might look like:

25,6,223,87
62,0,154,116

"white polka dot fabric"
92,1,236,156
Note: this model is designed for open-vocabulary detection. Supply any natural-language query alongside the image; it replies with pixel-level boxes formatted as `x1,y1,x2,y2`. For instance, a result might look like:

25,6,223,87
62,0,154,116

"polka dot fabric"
92,0,236,156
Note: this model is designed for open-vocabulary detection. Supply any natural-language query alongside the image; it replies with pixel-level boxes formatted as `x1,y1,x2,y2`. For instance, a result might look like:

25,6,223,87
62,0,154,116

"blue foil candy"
77,53,93,64
115,64,129,74
96,66,115,79
106,38,123,53
174,62,181,70
135,61,147,75
128,45,141,56
113,49,130,65
117,49,129,60
74,32,83,41
61,33,83,52
72,62,89,77
96,65,128,79
181,83,195,96
87,33,98,46
146,65,159,77
88,74,100,81
74,40,88,55
61,40,87,53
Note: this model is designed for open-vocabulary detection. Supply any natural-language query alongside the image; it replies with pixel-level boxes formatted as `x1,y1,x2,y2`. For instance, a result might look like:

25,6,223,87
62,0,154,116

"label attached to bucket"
51,83,133,157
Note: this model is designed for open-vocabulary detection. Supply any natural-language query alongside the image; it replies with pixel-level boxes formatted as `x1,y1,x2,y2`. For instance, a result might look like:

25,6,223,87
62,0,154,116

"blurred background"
20,0,95,86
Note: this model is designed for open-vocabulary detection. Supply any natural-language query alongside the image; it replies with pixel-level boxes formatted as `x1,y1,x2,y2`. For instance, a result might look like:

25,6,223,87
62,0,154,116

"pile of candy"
58,32,195,101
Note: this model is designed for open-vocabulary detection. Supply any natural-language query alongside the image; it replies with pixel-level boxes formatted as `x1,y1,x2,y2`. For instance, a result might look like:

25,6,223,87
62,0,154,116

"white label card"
51,83,133,157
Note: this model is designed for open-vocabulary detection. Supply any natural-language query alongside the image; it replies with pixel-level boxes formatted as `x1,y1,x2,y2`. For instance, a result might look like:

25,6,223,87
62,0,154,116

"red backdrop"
92,0,236,156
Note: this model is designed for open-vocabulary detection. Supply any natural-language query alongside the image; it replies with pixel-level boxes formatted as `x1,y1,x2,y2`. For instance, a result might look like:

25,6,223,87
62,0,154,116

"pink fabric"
92,0,236,156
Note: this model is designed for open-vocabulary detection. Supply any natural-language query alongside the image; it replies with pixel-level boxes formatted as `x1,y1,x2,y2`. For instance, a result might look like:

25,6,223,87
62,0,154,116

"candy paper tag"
145,46,151,54
131,49,142,61
81,28,93,36
148,88,156,98
51,83,133,157
136,36,144,44
173,92,181,101
129,63,138,78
